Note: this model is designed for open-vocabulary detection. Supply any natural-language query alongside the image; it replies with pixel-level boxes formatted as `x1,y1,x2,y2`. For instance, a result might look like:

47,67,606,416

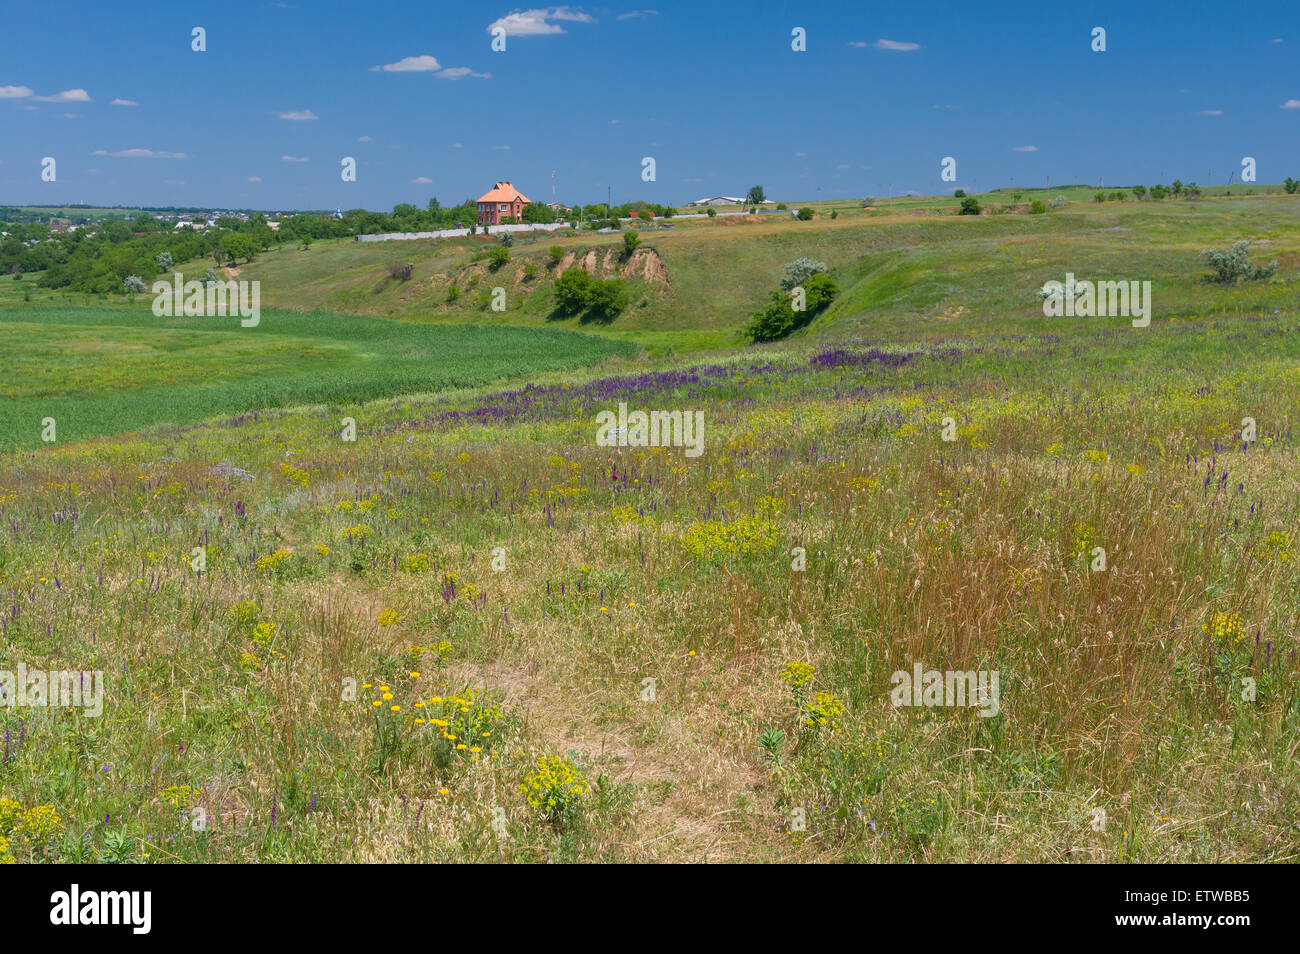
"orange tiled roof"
476,181,530,204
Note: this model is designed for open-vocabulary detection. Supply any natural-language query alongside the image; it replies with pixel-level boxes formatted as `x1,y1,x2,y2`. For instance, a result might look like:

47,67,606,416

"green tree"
554,268,595,314
622,231,641,258
488,246,510,270
958,197,981,215
796,207,814,221
746,185,766,205
1283,177,1299,195
587,278,629,319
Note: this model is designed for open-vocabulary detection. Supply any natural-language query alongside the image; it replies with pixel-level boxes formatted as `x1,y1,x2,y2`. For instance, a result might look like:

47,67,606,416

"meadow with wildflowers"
2,191,1299,862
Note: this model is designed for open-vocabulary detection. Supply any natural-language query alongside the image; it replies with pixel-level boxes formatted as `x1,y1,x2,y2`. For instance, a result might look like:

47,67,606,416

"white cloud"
846,41,868,48
34,88,90,102
61,112,78,119
281,155,310,162
795,151,806,157
835,163,851,169
372,55,441,72
617,9,657,19
487,6,595,36
111,98,140,106
1196,109,1223,116
275,109,318,120
359,135,373,142
411,176,433,184
435,66,490,79
933,103,959,110
1271,37,1283,43
91,148,188,158
610,118,620,124
248,176,262,182
875,39,920,51
493,145,511,150
0,85,34,99
371,55,489,79
1011,145,1038,152
452,142,463,148
1282,99,1300,109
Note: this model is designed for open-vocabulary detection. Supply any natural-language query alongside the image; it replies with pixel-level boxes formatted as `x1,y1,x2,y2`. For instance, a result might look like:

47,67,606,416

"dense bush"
553,268,628,319
796,207,815,221
388,261,414,281
488,246,510,270
747,263,839,343
554,268,595,314
587,278,629,319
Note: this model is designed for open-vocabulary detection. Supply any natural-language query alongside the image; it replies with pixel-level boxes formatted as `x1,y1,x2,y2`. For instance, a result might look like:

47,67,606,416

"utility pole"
552,170,556,206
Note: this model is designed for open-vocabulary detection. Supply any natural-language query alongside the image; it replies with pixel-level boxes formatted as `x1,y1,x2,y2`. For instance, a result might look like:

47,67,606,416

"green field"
0,306,631,451
2,191,1300,864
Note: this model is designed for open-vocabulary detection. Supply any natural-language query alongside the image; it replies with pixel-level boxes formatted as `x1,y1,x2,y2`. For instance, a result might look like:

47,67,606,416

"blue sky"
2,0,1297,210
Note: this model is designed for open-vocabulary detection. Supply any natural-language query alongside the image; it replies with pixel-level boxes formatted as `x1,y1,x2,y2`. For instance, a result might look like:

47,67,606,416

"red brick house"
476,181,530,225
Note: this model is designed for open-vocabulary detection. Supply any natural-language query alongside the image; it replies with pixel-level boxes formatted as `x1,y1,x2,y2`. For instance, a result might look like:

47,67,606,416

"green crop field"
2,190,1300,864
0,305,631,451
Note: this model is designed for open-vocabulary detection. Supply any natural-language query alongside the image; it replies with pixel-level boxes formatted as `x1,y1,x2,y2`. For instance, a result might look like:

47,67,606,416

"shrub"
1285,177,1299,195
122,275,146,294
587,278,629,319
1029,200,1047,214
523,263,538,280
1132,185,1147,199
1203,240,1278,284
830,209,838,219
497,231,513,247
746,294,797,342
780,257,827,290
487,246,510,270
776,202,788,210
803,272,839,312
548,245,564,265
388,261,414,281
622,231,641,258
796,207,815,221
1093,192,1106,203
953,189,966,198
706,208,717,218
958,197,982,215
748,272,838,343
156,251,174,271
446,283,460,303
554,267,594,314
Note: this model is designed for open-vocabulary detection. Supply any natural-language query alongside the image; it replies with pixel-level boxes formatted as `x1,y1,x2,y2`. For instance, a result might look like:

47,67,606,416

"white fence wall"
354,221,573,243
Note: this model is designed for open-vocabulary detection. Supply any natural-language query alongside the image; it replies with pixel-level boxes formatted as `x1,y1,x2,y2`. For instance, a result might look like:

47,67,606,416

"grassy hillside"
231,191,1300,352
